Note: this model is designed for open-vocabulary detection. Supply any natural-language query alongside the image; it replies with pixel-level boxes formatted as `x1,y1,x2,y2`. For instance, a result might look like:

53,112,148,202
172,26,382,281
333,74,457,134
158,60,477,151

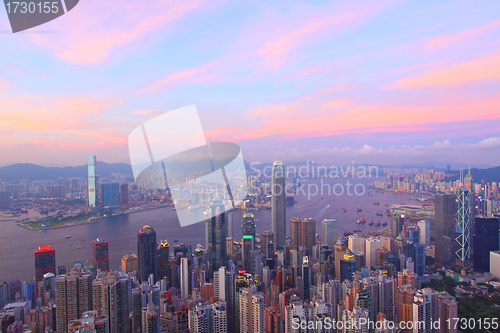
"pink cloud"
427,19,500,50
393,52,500,89
29,0,214,65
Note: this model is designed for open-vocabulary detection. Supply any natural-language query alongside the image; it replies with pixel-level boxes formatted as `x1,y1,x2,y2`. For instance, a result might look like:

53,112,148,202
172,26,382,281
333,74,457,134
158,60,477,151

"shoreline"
13,203,174,231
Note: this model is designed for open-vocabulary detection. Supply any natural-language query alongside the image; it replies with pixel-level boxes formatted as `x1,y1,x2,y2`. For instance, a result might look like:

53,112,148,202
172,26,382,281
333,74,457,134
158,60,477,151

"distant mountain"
0,162,133,181
445,166,500,183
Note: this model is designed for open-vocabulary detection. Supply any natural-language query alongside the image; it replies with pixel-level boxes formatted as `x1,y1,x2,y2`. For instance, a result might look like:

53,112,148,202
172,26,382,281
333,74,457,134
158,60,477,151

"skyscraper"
473,217,500,272
92,239,109,273
158,240,170,281
180,257,189,300
434,194,457,267
455,186,471,266
417,220,431,246
137,225,158,283
242,213,256,272
34,245,56,285
206,199,228,274
290,218,316,256
322,218,337,247
271,161,286,248
119,183,128,206
100,183,120,208
87,155,98,208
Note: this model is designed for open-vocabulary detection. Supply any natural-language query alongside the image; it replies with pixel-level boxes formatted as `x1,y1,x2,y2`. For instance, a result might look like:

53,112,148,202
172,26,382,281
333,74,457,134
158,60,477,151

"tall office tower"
484,199,493,217
137,225,158,283
322,219,337,247
339,251,357,282
464,169,473,191
417,220,431,246
391,215,405,238
158,240,170,281
302,256,311,300
378,275,395,321
92,239,109,273
55,269,93,333
456,186,471,266
365,237,383,269
180,258,189,300
206,199,228,274
412,288,439,333
242,213,256,271
473,217,500,272
439,292,458,333
225,271,237,333
226,237,234,262
290,218,316,256
434,194,457,268
131,283,161,333
271,161,286,248
411,242,426,276
121,254,139,273
141,303,160,333
92,272,132,333
119,183,128,206
100,183,120,208
34,245,56,285
348,234,365,253
23,281,36,309
88,155,98,208
334,239,347,279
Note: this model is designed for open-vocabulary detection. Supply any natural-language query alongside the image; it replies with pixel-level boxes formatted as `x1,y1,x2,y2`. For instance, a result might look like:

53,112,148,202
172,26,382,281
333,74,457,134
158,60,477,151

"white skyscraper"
87,155,98,208
365,237,383,269
417,220,430,247
180,258,189,300
348,234,366,253
322,219,337,247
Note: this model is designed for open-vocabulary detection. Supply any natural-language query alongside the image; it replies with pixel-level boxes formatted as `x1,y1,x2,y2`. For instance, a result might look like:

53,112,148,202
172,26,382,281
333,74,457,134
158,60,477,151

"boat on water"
353,229,362,233
356,219,361,224
174,239,179,242
373,201,380,205
384,203,389,206
343,207,347,212
382,221,388,226
375,220,381,227
65,235,71,239
356,208,362,213
376,213,383,216
369,221,374,225
361,215,366,223
344,231,353,236
76,246,81,249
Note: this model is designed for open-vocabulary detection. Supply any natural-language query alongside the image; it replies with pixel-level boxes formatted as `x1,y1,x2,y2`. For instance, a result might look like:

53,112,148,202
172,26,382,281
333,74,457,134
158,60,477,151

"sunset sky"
1,0,500,167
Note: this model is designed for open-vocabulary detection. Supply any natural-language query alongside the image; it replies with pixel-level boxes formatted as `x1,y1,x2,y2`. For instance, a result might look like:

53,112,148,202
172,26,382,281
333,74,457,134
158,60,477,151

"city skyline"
1,1,500,166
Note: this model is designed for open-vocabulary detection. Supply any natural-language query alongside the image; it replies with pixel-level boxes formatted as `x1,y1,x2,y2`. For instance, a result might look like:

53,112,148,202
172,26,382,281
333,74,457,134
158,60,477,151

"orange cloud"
393,52,500,89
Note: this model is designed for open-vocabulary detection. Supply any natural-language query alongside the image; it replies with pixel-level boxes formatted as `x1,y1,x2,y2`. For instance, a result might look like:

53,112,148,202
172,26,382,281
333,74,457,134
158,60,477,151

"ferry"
65,235,71,239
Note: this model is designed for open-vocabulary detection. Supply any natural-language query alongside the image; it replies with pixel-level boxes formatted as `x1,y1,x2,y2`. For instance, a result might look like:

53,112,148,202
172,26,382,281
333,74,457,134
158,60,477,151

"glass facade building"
271,161,286,248
92,238,109,272
473,217,500,272
88,155,98,208
34,245,56,284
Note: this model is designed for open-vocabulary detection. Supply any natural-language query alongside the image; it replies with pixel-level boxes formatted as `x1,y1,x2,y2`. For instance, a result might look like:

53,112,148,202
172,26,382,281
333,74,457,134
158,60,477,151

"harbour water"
0,177,421,282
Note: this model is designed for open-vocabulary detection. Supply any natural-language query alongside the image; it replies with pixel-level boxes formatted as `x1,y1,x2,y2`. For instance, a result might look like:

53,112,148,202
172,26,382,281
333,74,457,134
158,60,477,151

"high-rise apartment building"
121,254,138,273
34,245,56,285
365,237,383,269
290,218,316,256
137,225,158,283
271,161,286,248
55,269,93,333
417,220,430,246
158,240,169,281
92,239,109,273
87,155,98,208
141,303,160,333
